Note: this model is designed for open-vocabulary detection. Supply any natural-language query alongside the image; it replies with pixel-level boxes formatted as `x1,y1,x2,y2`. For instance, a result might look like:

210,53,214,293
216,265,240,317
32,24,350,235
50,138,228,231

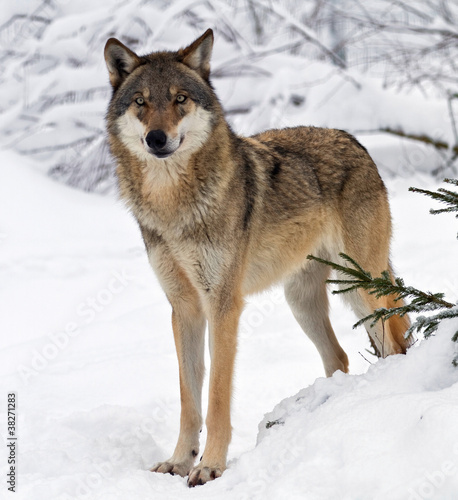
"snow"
255,321,458,500
1,1,458,498
1,145,457,499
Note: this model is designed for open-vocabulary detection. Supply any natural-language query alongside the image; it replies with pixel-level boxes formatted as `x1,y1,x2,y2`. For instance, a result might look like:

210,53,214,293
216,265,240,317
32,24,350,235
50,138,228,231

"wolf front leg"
187,294,242,487
149,261,206,477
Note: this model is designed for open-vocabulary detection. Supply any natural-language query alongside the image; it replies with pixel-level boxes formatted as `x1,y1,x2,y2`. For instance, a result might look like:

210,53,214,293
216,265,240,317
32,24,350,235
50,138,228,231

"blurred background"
1,0,457,192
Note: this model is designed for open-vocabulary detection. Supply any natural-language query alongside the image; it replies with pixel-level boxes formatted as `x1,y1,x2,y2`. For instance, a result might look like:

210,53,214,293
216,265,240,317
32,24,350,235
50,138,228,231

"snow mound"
239,319,458,500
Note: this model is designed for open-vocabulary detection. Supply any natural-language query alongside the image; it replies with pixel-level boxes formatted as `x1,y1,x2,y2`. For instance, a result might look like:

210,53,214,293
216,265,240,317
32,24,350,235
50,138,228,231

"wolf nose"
145,130,167,151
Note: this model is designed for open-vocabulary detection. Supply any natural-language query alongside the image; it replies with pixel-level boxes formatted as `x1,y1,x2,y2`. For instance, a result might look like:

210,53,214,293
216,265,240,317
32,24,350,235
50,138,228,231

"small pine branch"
409,179,458,238
410,306,458,338
306,253,457,339
452,330,458,343
307,254,455,310
409,182,458,215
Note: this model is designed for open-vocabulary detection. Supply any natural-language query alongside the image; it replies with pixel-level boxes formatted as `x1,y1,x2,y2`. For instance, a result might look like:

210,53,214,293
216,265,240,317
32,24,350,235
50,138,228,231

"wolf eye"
176,94,187,103
135,97,145,106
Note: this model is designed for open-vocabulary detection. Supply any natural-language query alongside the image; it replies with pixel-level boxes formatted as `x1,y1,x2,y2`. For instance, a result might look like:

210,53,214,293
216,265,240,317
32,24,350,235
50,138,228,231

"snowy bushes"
0,0,457,191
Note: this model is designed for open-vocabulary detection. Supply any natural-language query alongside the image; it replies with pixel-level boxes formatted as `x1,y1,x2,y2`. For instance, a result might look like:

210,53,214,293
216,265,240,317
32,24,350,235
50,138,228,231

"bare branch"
249,0,347,69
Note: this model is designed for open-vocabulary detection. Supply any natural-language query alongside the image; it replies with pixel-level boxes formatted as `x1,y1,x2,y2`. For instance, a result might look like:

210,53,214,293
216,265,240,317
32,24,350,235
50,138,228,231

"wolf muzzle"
145,129,168,157
145,129,181,159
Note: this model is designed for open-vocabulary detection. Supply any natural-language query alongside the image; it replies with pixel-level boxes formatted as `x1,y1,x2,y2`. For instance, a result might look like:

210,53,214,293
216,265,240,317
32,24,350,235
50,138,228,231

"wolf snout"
144,129,181,158
146,130,168,152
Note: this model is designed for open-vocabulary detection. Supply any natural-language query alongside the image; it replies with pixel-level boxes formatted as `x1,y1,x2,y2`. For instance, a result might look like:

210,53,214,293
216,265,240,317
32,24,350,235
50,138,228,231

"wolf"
104,29,411,486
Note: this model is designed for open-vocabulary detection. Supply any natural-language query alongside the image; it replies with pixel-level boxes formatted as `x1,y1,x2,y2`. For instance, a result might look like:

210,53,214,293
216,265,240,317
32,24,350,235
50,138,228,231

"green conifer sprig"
409,178,458,215
409,179,458,238
307,253,456,339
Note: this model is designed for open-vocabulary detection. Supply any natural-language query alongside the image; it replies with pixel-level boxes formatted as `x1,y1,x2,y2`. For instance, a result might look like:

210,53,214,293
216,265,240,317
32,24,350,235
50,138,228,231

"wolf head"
104,30,220,162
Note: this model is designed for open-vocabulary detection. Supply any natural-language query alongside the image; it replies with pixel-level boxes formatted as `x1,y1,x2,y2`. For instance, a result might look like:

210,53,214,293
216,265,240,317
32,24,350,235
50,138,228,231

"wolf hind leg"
336,162,412,356
284,258,349,377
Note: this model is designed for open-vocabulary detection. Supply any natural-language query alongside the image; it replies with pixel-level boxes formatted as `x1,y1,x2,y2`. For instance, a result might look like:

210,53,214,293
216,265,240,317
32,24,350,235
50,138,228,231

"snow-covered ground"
1,1,458,498
1,142,457,500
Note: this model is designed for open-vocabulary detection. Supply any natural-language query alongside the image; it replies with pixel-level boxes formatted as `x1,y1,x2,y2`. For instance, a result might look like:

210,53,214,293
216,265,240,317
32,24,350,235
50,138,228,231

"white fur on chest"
176,239,228,293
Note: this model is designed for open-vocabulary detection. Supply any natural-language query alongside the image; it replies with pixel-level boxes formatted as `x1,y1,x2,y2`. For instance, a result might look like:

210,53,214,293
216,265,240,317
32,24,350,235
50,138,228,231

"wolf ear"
104,38,141,88
178,29,214,80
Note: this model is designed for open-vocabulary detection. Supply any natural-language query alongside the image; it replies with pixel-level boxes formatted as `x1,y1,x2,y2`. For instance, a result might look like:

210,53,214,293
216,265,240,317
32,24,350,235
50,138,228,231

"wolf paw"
187,464,223,487
150,460,192,478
